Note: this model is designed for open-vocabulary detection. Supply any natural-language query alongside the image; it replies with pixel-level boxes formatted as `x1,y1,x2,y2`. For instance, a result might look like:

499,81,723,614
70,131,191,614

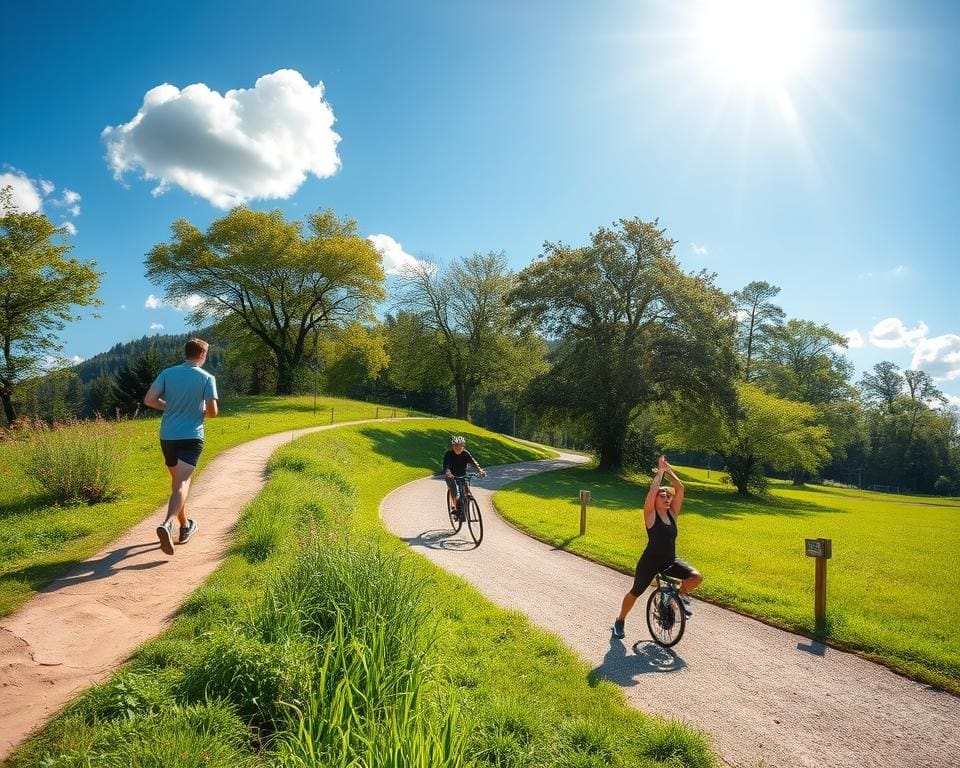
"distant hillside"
71,329,225,383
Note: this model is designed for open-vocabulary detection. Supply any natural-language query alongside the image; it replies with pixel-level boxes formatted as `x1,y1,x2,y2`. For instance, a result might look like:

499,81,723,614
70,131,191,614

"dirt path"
0,418,415,762
380,452,960,768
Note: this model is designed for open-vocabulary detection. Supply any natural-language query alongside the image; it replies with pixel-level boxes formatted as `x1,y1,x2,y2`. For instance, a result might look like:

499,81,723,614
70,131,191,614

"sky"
2,0,959,405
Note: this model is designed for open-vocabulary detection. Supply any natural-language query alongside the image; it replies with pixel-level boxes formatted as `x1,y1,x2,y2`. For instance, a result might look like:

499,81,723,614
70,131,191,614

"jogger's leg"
164,460,196,526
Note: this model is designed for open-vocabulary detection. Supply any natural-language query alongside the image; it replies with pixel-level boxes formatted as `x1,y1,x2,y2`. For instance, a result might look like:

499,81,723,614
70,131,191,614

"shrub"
17,416,129,504
933,475,955,497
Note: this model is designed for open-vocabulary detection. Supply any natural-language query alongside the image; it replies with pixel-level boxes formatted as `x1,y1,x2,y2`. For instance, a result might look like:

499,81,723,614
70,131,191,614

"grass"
6,418,717,768
493,463,960,692
0,395,417,616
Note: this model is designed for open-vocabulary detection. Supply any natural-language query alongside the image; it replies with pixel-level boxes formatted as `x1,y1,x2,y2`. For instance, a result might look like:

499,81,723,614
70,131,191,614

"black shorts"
630,554,697,596
160,439,204,468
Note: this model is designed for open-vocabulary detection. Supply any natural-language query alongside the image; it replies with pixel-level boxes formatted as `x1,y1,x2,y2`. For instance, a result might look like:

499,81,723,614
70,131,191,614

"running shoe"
680,595,693,617
156,521,174,555
611,619,625,639
178,518,198,544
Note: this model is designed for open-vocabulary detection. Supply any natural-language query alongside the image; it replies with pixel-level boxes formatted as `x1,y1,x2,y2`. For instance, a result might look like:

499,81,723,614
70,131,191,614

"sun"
697,0,821,92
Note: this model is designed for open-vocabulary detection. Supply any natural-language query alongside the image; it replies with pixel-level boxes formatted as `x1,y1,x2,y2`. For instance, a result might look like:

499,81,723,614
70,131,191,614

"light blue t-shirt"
151,363,218,440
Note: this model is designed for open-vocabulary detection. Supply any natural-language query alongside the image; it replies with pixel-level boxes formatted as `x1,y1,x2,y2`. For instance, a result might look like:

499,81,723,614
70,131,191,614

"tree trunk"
0,390,16,425
276,360,296,395
597,439,624,470
454,380,473,421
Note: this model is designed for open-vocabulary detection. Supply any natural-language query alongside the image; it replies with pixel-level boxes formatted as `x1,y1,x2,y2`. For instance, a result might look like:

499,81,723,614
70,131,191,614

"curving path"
0,418,418,762
380,451,960,768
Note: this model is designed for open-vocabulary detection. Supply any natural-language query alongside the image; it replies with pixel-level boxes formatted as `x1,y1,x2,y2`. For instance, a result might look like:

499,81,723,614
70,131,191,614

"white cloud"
103,69,341,209
858,265,909,280
943,393,960,411
691,242,709,257
67,355,84,365
912,334,960,382
0,169,82,219
868,317,928,349
145,294,163,309
844,330,864,349
150,323,165,331
60,221,77,236
367,233,430,275
120,304,128,310
0,169,43,212
167,294,205,312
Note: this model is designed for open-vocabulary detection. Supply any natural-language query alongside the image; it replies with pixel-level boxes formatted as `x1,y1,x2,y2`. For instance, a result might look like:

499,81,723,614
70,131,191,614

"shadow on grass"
588,637,686,688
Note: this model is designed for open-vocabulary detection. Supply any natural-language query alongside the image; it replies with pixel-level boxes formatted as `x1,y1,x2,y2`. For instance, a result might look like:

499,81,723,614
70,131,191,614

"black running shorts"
160,439,204,468
630,554,697,596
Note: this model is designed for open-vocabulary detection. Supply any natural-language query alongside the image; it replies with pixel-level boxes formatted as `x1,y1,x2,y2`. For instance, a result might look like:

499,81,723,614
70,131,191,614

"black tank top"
644,510,678,561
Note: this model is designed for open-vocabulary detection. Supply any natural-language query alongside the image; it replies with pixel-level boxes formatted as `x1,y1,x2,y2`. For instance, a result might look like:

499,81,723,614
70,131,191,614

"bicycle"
446,472,483,545
645,572,687,647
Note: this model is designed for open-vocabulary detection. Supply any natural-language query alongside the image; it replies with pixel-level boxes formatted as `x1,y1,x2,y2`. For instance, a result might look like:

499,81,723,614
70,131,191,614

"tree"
110,348,165,416
510,217,738,469
0,187,102,423
859,361,905,413
146,207,385,395
732,280,784,381
393,251,518,421
661,383,832,494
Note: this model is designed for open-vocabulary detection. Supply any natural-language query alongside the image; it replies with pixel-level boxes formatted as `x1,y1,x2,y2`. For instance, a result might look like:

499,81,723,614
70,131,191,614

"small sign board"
805,538,832,559
579,490,591,503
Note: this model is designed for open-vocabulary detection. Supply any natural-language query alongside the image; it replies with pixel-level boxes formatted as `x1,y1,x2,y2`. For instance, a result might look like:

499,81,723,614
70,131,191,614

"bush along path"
0,418,416,762
380,451,960,768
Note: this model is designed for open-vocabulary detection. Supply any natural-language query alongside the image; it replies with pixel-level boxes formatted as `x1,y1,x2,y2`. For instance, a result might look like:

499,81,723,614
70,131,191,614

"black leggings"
630,553,696,596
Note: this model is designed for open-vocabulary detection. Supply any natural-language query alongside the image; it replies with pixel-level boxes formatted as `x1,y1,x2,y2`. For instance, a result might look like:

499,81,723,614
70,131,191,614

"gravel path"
380,452,960,768
0,418,416,762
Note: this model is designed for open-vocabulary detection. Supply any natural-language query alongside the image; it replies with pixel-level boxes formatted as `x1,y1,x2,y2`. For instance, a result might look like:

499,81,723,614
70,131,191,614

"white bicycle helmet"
451,435,466,445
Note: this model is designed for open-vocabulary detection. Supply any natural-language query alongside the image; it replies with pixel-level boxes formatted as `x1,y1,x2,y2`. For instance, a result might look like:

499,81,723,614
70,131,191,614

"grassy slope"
7,419,716,768
493,464,960,692
0,395,415,616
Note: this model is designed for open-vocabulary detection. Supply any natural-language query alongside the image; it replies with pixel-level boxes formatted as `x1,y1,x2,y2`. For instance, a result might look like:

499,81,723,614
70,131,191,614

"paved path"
380,452,960,768
0,418,415,762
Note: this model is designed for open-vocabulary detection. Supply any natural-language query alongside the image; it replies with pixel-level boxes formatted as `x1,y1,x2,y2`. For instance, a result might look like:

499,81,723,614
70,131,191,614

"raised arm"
643,460,667,526
662,457,685,514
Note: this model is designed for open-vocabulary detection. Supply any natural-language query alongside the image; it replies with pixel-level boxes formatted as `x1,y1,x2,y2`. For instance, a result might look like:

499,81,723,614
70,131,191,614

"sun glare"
698,0,820,91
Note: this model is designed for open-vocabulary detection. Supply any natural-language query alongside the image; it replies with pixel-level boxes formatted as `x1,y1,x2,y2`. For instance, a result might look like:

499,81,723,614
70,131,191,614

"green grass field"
0,395,417,616
7,419,716,768
493,464,960,693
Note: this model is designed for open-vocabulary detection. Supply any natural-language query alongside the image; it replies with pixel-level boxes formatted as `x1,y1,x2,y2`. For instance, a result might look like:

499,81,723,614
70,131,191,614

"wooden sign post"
579,490,591,535
804,538,832,627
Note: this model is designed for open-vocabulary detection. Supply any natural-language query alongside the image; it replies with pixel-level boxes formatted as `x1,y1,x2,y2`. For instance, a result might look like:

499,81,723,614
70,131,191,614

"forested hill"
71,330,225,384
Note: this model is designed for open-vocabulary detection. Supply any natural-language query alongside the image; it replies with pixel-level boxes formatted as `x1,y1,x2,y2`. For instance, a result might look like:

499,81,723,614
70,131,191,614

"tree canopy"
510,217,738,468
0,187,102,423
146,207,385,394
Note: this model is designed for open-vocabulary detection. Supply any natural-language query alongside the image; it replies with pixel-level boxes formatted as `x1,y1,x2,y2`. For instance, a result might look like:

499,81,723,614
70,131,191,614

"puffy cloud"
0,169,43,212
150,323,165,331
843,330,864,349
868,317,928,349
103,69,341,209
367,233,430,275
943,393,960,411
60,221,77,236
0,169,82,219
912,334,960,382
145,294,163,309
167,294,205,312
691,242,709,257
120,304,128,310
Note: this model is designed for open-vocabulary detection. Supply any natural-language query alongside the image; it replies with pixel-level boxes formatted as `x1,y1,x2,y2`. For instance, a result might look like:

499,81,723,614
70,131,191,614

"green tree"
732,280,784,381
859,361,905,414
146,207,385,395
0,187,102,423
393,251,518,420
110,348,165,416
661,383,832,494
510,217,737,469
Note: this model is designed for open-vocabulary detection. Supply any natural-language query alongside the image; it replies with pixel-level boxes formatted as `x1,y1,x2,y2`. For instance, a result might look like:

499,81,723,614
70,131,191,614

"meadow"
8,419,716,768
0,395,415,616
493,465,960,693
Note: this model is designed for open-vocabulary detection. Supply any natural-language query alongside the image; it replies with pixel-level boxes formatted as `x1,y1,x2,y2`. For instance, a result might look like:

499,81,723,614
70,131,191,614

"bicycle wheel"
447,494,462,533
645,588,686,647
466,497,483,545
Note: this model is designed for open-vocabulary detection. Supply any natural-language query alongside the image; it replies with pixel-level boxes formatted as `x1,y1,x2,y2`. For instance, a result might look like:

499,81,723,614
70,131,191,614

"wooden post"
579,490,591,535
805,538,832,628
330,407,334,425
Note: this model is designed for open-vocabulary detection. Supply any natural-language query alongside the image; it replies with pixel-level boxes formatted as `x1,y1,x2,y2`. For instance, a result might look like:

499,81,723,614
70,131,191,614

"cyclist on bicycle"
612,454,702,639
443,435,486,519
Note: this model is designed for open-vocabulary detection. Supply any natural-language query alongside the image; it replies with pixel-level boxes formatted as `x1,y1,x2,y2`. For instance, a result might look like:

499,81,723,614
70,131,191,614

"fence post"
804,538,832,630
579,490,591,535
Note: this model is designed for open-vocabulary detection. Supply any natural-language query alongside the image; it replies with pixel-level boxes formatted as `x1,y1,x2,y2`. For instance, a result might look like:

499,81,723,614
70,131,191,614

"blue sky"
3,0,959,404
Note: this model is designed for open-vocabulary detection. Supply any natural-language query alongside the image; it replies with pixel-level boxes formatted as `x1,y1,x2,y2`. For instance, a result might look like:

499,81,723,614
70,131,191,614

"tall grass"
16,417,130,504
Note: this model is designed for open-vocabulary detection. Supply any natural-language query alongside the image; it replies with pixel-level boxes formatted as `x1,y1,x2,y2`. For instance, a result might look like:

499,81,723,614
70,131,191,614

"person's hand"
658,454,668,471
445,470,453,479
479,469,487,478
